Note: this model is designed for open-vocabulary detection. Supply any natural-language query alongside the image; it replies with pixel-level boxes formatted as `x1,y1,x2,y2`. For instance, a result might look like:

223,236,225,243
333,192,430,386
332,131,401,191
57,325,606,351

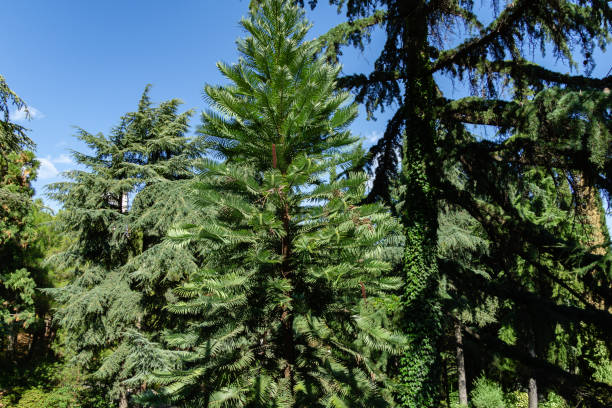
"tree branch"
314,10,386,63
443,259,612,332
462,327,612,408
438,96,520,127
431,0,529,73
478,59,612,89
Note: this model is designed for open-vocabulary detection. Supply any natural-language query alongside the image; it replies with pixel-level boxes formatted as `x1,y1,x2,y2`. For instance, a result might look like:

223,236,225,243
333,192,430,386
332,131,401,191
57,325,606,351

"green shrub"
506,390,529,408
41,387,80,408
11,387,77,408
1,392,17,408
14,388,48,408
0,360,111,408
471,376,506,408
541,392,568,408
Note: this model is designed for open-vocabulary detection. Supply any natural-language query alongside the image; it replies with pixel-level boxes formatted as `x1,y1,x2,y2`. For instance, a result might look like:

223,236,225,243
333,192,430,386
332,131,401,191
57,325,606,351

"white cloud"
363,131,382,145
10,106,44,122
34,154,74,180
37,157,59,180
53,154,73,165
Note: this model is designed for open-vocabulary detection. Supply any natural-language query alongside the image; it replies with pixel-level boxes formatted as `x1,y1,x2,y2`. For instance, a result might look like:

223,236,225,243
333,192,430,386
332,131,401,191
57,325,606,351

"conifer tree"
46,86,200,405
0,76,36,257
0,77,52,364
0,150,44,359
0,75,33,156
299,0,612,405
142,1,406,406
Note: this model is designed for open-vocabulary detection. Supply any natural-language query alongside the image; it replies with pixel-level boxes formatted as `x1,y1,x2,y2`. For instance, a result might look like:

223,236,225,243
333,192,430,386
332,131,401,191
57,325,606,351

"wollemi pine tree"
143,1,406,406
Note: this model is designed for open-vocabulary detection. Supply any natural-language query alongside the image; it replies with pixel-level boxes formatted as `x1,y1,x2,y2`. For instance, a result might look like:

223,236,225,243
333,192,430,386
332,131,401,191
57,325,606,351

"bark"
119,390,129,408
398,2,443,406
528,332,538,408
442,355,451,408
573,173,607,255
121,191,129,214
528,377,538,408
527,315,539,408
455,322,468,406
7,328,17,359
27,331,36,356
571,171,610,311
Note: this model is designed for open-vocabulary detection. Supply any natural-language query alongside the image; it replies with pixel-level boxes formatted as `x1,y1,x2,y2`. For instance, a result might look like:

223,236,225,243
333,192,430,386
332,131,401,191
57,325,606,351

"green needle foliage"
46,86,201,404
0,150,46,360
142,1,406,406
3,2,610,407
0,77,52,366
0,75,33,156
0,79,63,408
297,0,612,405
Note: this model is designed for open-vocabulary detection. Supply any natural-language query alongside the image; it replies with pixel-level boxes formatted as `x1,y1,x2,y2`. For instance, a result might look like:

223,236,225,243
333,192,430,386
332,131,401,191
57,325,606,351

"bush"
2,386,76,408
541,392,568,408
471,376,506,408
0,392,18,408
14,388,50,408
506,390,529,408
0,361,111,408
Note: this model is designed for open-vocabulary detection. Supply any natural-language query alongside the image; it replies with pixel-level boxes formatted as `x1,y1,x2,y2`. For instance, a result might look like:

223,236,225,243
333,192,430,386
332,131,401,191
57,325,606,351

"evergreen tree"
0,74,33,156
0,76,54,364
299,0,612,405
0,150,43,359
46,86,200,405
0,76,36,259
142,1,406,406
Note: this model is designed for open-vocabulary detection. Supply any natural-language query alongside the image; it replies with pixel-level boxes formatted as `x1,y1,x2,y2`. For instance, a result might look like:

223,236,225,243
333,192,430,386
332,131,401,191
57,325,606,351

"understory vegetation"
1,0,612,407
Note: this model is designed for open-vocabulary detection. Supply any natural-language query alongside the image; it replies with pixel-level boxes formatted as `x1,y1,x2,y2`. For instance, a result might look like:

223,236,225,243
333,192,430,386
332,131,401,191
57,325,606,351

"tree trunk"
527,329,538,408
119,390,129,408
441,355,451,408
528,377,538,408
27,330,36,357
572,173,607,254
7,327,17,360
398,2,443,407
455,322,468,406
121,191,129,214
571,171,610,310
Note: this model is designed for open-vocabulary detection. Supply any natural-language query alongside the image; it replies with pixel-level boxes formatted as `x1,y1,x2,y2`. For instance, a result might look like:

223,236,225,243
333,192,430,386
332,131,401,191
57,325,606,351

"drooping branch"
337,71,401,90
440,177,612,307
462,326,612,408
313,10,386,63
450,137,612,306
477,59,612,90
442,259,612,333
336,71,403,112
438,96,520,127
458,135,612,198
364,104,404,205
431,0,529,73
434,1,484,31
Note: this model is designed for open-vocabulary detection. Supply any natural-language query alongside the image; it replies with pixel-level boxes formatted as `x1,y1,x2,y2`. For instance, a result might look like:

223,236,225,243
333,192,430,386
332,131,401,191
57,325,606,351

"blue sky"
2,1,611,213
2,1,390,211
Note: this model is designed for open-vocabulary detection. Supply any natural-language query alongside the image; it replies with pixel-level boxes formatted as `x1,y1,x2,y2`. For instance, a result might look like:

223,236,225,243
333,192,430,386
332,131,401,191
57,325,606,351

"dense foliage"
1,0,611,407
45,86,201,406
139,2,405,405
298,0,612,406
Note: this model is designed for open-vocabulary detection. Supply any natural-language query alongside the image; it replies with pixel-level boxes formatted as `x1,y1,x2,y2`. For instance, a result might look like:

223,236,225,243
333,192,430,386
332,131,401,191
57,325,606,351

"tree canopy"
1,1,611,407
298,0,612,406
